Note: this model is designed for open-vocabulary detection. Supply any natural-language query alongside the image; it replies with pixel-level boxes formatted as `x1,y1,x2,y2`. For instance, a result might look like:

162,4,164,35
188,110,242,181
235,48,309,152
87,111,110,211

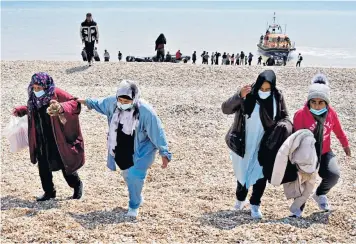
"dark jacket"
258,118,298,183
14,88,85,174
80,20,99,43
155,34,166,50
222,88,288,158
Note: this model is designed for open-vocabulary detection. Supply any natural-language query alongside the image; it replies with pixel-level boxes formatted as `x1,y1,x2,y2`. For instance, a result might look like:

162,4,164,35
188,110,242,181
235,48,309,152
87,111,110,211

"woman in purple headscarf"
13,72,85,201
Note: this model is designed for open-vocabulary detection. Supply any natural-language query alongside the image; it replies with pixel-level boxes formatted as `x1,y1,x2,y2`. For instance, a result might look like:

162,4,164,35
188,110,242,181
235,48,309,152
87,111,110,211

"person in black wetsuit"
192,51,197,64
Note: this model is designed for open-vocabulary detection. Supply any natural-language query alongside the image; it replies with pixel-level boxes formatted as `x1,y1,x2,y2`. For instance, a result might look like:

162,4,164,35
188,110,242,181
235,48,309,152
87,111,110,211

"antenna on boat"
273,12,276,24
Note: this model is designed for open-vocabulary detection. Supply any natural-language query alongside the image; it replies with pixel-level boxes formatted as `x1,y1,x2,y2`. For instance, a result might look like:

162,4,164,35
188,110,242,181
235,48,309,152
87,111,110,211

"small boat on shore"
126,54,191,63
257,12,296,60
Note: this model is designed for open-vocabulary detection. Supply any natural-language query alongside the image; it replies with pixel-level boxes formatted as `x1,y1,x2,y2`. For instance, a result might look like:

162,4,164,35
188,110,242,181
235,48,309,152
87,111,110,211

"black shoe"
36,191,56,201
72,181,83,200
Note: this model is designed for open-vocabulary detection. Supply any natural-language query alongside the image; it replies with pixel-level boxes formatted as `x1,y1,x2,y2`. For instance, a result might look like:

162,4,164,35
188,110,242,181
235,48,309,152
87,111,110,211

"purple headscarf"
27,72,55,116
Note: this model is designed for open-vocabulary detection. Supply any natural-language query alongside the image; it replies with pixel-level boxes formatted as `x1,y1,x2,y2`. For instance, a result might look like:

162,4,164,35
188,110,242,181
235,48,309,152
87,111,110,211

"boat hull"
257,44,295,56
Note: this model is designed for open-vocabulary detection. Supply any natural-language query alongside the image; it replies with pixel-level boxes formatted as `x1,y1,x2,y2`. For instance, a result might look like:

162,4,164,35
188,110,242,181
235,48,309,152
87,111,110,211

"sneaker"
36,191,56,202
313,193,330,211
72,181,83,200
126,207,139,218
250,204,263,219
234,200,247,210
289,208,303,218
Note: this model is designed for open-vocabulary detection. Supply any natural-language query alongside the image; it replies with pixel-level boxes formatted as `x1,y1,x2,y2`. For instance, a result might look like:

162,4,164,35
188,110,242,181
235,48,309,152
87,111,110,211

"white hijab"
108,80,140,157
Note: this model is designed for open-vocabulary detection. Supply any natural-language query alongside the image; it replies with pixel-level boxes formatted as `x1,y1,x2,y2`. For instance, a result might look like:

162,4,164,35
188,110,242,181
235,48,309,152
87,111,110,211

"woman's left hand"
344,147,351,157
161,156,169,169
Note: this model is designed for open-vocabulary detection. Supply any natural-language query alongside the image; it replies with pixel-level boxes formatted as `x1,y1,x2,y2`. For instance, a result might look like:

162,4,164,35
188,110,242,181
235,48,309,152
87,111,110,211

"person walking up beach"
293,74,350,214
222,70,289,219
13,72,84,201
155,33,166,62
192,51,197,64
77,80,172,218
80,13,99,66
296,53,303,67
257,56,262,65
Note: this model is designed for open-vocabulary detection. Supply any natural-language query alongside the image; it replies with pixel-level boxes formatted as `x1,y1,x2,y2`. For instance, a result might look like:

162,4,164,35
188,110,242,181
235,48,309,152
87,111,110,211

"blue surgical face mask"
117,102,133,111
34,90,45,98
258,90,271,99
310,107,328,116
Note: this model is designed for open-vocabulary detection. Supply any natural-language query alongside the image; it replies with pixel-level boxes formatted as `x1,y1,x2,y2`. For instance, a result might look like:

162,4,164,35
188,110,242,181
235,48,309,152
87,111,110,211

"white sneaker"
289,208,303,218
250,204,263,219
313,193,330,211
126,207,139,218
234,200,247,210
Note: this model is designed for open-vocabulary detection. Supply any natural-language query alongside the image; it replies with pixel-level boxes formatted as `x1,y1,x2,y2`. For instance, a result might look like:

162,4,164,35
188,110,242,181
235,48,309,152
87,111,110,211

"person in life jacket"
80,13,99,66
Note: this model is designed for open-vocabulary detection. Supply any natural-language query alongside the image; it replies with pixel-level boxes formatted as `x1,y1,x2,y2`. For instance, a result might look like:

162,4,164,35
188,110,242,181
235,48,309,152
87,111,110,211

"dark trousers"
316,152,340,196
236,177,267,206
248,60,252,66
257,60,261,65
156,49,165,62
84,41,95,63
296,61,301,67
192,59,196,64
38,159,81,193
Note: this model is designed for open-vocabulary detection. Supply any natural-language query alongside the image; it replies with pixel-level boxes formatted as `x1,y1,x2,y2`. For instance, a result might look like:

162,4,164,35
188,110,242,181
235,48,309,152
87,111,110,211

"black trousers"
236,177,267,206
156,49,165,62
85,41,95,63
192,59,196,64
38,158,81,193
296,61,301,67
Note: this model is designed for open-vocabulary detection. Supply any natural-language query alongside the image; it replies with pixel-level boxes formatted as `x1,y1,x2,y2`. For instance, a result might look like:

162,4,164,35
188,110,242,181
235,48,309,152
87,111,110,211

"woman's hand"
240,85,252,98
77,99,86,105
47,100,63,116
161,156,169,169
344,147,351,157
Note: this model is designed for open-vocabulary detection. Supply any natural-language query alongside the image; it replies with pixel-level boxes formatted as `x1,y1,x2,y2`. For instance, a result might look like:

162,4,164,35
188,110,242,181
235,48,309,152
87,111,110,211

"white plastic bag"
3,115,29,153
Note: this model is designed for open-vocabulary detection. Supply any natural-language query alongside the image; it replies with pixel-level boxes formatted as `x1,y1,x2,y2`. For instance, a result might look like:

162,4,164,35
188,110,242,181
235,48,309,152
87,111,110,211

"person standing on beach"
118,51,122,61
192,51,197,64
293,74,350,214
296,53,303,67
231,54,235,65
248,53,254,66
257,56,262,65
80,13,99,66
215,52,221,65
245,55,248,65
222,70,288,219
155,33,166,62
104,50,110,62
13,72,84,201
94,47,100,62
240,51,245,65
222,52,227,65
235,53,240,65
211,52,215,65
77,80,172,218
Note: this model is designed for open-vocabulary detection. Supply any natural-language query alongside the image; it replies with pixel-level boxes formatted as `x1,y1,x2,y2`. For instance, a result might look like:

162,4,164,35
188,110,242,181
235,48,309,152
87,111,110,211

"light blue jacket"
86,96,172,171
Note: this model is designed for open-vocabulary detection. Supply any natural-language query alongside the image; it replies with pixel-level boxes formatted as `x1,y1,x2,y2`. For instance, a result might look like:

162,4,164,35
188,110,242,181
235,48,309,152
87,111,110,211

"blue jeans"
122,159,154,209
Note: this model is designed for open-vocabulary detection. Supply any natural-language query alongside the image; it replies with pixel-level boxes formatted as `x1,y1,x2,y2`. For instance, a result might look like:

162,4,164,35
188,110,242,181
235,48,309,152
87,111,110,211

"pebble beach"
1,61,355,243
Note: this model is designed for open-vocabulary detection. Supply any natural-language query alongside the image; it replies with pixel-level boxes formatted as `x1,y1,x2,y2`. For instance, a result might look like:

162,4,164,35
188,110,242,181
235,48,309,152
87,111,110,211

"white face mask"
117,102,133,111
258,90,271,99
34,90,45,98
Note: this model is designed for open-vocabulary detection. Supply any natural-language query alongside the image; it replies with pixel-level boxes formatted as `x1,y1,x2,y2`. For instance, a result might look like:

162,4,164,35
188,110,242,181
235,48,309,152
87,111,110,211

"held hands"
47,100,63,116
77,99,86,106
161,156,169,169
240,85,252,98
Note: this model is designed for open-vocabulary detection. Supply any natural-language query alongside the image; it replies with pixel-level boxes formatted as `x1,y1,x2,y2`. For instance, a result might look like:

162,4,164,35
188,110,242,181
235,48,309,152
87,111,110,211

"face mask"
117,102,133,111
310,107,328,116
34,90,45,98
258,90,271,99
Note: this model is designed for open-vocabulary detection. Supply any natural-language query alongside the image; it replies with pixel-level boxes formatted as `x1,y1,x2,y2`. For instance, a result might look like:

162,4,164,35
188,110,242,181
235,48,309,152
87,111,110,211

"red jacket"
176,51,182,60
14,88,85,174
293,104,349,155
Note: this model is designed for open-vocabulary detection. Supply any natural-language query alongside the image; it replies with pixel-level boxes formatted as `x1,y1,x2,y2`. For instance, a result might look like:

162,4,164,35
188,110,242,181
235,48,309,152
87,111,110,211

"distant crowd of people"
80,13,303,67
